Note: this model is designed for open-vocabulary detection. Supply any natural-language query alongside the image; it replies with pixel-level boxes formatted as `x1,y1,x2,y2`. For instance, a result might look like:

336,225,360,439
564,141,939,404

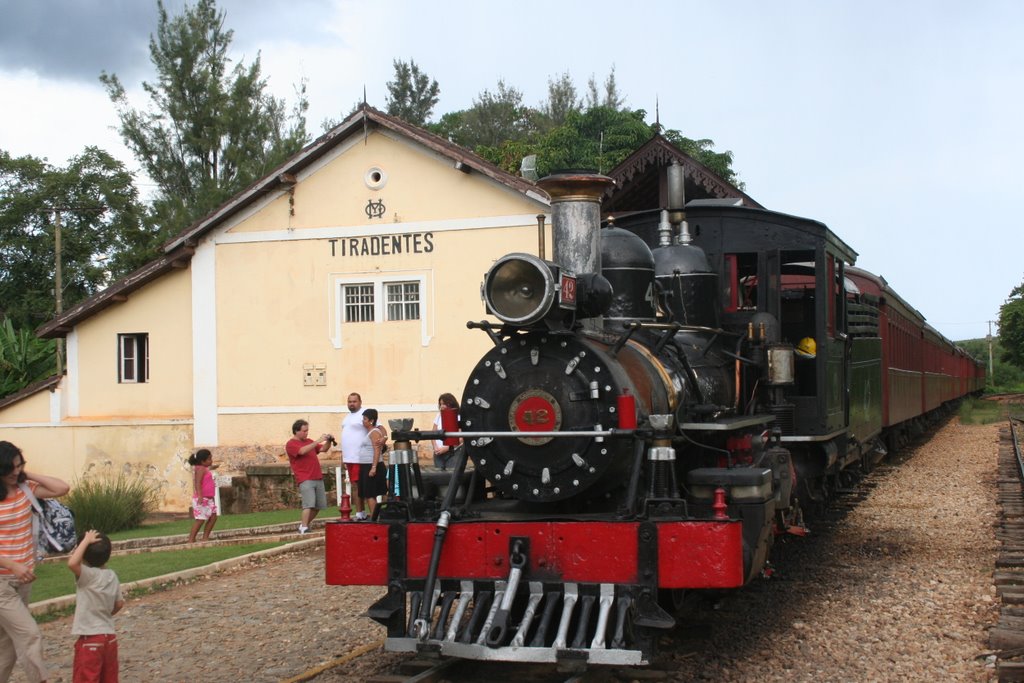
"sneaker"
298,525,309,534
354,512,367,521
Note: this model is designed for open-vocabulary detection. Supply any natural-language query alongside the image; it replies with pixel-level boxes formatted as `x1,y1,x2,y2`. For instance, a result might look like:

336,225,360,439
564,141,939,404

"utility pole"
54,209,63,375
48,205,105,376
987,320,996,385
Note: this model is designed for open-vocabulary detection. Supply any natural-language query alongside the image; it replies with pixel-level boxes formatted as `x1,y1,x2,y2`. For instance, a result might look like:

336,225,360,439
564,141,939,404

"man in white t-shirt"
340,392,369,519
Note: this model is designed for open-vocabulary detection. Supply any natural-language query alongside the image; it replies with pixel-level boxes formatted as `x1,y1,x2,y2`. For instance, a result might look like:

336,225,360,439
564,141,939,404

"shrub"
65,473,162,534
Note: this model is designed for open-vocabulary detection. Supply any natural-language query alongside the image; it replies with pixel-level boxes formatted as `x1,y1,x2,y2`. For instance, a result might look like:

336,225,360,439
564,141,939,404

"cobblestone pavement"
12,542,386,683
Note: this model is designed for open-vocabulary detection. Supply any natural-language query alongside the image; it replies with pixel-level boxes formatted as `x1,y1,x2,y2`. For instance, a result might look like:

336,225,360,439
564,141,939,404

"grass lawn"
32,541,287,603
109,508,315,541
960,397,1009,425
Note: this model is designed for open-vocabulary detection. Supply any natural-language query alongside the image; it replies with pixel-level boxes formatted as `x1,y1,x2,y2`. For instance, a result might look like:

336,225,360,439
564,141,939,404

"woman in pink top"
0,440,70,683
187,449,219,543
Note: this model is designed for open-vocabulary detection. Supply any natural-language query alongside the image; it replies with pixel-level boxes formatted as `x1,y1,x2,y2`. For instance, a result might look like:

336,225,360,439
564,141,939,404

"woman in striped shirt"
0,441,70,683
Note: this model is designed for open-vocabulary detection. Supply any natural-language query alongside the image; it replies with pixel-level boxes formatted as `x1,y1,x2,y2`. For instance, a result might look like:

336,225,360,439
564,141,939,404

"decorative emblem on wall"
366,199,386,219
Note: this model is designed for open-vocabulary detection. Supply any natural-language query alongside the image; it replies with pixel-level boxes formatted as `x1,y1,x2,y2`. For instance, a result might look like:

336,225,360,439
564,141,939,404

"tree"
100,0,309,237
999,279,1024,369
430,80,535,149
537,71,582,131
536,107,653,175
662,129,742,188
586,66,625,111
0,148,148,330
385,59,440,126
0,319,56,398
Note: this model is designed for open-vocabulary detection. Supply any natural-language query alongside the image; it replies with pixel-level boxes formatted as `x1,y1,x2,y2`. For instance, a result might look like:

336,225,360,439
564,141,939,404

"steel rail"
1011,417,1024,485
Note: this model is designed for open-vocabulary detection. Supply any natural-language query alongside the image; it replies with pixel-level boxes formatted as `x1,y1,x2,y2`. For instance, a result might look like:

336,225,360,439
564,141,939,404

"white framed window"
332,274,431,349
343,283,375,323
118,333,149,383
386,281,421,321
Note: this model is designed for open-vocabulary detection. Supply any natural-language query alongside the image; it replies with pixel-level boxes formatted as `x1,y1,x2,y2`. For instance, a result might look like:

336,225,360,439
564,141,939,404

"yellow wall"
212,130,547,445
73,268,193,417
0,387,53,423
235,132,535,232
0,126,547,511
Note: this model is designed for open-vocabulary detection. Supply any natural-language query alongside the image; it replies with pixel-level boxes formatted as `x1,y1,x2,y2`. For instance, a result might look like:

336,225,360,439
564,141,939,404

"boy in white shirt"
68,530,124,682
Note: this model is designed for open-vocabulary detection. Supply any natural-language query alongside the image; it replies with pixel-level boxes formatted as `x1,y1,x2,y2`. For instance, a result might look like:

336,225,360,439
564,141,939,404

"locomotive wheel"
658,588,688,616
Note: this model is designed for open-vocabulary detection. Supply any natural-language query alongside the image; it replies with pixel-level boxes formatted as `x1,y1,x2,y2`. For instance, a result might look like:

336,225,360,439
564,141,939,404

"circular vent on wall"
365,167,388,190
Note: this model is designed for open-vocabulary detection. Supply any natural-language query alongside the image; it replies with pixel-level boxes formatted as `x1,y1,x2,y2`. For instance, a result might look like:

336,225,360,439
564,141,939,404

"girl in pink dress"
187,449,219,542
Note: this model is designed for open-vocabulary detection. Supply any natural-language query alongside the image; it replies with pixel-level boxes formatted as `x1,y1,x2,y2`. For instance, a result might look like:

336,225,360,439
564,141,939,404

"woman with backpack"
0,440,70,683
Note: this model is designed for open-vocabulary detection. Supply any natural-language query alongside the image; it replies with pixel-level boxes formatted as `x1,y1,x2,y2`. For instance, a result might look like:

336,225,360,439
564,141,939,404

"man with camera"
285,419,334,534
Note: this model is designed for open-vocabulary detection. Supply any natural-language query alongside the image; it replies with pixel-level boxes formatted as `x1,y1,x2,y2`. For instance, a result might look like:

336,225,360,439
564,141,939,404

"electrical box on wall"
315,363,327,386
303,363,314,386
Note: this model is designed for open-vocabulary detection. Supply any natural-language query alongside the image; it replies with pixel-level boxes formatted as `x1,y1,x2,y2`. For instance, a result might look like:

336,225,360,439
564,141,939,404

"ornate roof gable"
604,134,762,212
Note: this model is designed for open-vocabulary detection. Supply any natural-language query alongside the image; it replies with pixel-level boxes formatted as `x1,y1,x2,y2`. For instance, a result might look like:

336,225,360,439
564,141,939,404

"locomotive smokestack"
536,172,615,282
666,160,692,244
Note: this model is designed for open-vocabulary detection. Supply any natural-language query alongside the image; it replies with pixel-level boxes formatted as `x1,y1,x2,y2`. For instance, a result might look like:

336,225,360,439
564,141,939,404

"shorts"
298,479,327,510
74,633,118,683
345,462,361,483
192,496,218,520
357,463,388,500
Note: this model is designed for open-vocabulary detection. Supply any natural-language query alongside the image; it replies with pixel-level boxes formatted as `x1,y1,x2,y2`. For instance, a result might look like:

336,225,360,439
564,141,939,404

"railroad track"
300,452,904,683
991,417,1024,681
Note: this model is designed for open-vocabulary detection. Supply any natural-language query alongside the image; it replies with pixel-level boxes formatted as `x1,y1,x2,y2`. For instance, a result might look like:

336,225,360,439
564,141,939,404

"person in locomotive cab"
794,336,817,395
431,393,461,471
795,336,817,359
339,392,369,520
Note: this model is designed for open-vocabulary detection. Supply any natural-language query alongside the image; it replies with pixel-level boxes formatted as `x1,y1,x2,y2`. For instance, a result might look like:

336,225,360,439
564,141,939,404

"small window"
118,333,149,383
386,281,421,321
724,253,758,312
344,284,375,322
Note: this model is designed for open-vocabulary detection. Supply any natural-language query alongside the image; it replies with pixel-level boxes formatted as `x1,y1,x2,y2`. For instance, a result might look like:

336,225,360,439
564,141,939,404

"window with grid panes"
118,333,149,383
343,284,375,322
386,281,420,321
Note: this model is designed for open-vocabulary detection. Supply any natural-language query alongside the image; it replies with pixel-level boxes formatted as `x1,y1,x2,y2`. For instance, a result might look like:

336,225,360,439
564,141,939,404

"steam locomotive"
325,169,984,666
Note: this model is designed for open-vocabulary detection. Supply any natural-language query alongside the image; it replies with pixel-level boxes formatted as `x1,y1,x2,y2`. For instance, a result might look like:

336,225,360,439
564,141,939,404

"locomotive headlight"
483,253,561,326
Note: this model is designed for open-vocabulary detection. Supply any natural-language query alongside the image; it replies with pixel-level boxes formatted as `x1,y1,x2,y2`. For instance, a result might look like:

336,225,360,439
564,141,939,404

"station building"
0,105,752,509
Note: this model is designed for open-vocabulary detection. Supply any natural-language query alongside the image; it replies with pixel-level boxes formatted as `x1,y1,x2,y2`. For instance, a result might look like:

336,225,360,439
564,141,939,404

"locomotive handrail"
621,321,740,336
393,428,639,442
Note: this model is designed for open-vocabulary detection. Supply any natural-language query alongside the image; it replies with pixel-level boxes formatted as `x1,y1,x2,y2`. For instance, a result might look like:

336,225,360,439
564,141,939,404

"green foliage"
535,107,652,176
430,79,536,149
958,396,1004,424
0,148,149,330
585,65,625,110
66,473,162,534
959,336,1024,391
0,319,56,397
385,59,440,126
427,68,740,184
100,0,309,236
31,542,283,603
999,278,1024,370
662,129,742,189
536,71,582,132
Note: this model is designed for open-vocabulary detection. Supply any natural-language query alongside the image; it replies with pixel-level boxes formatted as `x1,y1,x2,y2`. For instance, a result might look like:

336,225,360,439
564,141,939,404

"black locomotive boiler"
325,169,984,666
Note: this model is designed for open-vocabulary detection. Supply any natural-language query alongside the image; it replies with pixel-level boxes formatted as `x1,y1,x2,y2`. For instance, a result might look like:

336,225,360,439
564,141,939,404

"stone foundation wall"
224,460,342,513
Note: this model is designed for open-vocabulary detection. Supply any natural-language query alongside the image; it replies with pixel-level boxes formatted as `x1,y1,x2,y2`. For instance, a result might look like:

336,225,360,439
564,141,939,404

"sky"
0,0,1021,342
